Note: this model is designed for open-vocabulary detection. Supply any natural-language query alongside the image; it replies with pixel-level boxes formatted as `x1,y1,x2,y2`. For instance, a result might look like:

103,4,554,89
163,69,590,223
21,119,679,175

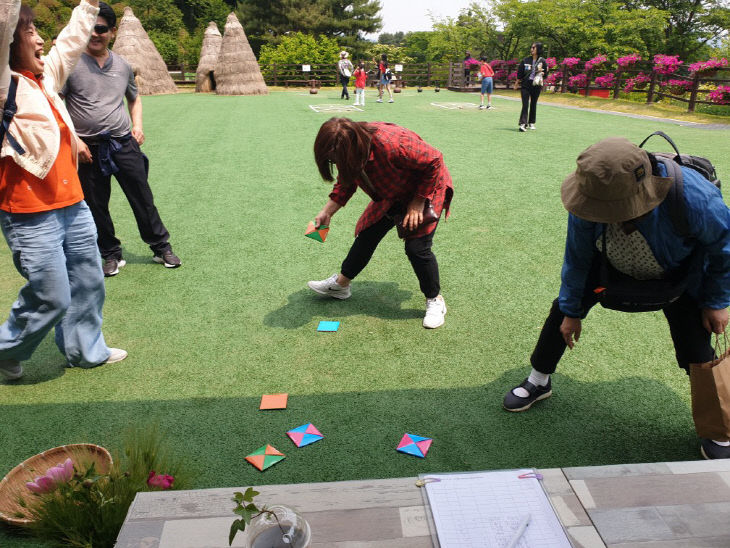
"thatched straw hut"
112,7,177,95
195,22,222,92
215,13,268,96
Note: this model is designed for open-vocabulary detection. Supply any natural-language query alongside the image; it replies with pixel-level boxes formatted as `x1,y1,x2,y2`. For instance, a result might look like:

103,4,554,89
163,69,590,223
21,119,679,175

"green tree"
258,31,341,64
378,31,405,45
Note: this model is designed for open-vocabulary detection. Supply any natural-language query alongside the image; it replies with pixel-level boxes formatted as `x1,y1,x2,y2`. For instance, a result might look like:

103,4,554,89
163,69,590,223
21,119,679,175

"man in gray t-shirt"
62,2,180,277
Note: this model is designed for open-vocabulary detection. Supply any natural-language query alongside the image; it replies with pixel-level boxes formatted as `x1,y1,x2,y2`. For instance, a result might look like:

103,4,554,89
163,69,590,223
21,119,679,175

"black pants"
519,85,542,125
340,216,441,299
339,74,350,99
531,261,714,375
78,138,170,260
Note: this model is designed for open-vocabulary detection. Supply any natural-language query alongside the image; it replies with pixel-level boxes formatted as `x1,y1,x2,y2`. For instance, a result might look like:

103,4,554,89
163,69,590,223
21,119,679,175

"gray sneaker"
0,358,23,380
153,249,181,268
307,273,351,299
103,257,126,277
701,439,730,459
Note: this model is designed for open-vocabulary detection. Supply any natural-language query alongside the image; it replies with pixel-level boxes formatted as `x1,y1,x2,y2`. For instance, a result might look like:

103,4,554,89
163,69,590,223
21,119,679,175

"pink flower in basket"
490,59,504,69
707,85,730,105
623,72,651,92
561,57,581,68
545,70,563,85
585,55,608,71
688,58,728,74
653,54,682,75
26,458,74,494
594,72,616,88
545,57,557,69
568,73,588,88
147,470,175,489
617,54,642,68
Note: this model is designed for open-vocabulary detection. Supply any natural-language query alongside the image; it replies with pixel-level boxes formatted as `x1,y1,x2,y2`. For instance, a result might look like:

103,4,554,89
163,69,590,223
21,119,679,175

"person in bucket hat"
502,137,730,459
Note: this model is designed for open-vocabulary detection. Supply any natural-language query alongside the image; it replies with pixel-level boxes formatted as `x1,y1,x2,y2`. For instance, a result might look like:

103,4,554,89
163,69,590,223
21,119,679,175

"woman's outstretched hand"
403,196,425,231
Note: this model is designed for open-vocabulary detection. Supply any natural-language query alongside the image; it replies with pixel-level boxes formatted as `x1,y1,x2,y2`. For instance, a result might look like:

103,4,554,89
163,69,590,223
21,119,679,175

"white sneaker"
423,295,446,329
307,273,351,300
528,123,536,130
376,99,383,103
104,348,128,365
519,124,527,132
388,99,394,103
487,104,494,109
0,359,23,380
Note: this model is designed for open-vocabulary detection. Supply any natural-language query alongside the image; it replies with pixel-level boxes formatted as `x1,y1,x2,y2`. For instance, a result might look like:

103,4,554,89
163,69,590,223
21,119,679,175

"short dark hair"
532,42,544,57
9,5,35,71
98,2,116,28
314,117,376,186
480,56,488,62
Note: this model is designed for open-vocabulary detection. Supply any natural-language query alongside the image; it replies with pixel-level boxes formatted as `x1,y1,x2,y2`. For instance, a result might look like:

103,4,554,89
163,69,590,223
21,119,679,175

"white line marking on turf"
309,104,364,113
431,102,480,110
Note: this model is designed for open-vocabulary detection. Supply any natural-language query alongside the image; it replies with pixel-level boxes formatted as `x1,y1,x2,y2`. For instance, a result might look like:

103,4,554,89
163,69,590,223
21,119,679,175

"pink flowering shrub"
505,59,519,67
545,57,557,69
653,54,682,75
561,57,581,68
617,54,642,68
494,69,508,80
585,54,608,71
545,70,563,85
688,58,728,74
707,85,730,104
661,78,693,94
507,71,518,82
568,73,588,89
490,59,504,69
623,72,651,92
594,72,616,88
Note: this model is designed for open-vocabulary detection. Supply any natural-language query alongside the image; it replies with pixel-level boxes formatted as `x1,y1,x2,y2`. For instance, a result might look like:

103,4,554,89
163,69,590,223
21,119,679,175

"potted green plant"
229,488,311,547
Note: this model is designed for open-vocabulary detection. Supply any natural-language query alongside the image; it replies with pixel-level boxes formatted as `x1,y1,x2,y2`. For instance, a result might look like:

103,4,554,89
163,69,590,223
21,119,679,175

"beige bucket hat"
340,51,349,58
561,137,673,223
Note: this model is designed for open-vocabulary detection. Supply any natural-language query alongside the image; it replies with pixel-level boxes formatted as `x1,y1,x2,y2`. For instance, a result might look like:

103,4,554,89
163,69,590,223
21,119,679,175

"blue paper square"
317,321,340,332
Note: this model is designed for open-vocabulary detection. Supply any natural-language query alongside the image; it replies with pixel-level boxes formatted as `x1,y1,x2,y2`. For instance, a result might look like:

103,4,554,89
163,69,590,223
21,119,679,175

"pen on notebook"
506,513,531,548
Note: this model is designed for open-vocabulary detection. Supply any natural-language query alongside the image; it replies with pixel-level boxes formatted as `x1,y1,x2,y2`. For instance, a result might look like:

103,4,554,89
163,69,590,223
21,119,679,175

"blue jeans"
0,201,110,367
481,77,493,94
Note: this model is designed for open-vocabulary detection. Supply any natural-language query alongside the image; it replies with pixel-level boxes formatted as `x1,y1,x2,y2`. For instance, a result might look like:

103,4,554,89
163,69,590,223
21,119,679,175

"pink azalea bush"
494,69,508,80
26,458,74,494
594,72,616,88
545,57,557,69
505,59,519,67
585,54,608,71
490,59,504,68
147,470,175,489
707,85,730,104
568,73,588,89
545,70,563,85
561,57,581,68
507,71,518,82
661,78,693,94
688,58,728,74
623,72,651,92
653,54,682,75
616,54,642,68
464,57,480,67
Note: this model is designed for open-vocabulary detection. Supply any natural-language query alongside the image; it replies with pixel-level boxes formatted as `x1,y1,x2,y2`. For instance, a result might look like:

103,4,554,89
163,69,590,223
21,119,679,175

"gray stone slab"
304,507,410,543
588,507,675,544
551,494,593,527
655,502,730,538
578,473,730,509
563,463,672,480
114,518,164,548
610,537,730,548
311,539,432,548
540,467,575,496
566,526,606,548
666,459,730,474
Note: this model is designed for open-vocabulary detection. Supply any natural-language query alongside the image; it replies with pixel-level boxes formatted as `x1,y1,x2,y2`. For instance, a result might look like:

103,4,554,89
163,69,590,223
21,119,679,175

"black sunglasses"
93,24,110,34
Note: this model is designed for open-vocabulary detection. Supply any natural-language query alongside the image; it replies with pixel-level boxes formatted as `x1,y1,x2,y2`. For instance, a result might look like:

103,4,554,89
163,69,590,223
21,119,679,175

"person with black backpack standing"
502,136,730,460
516,42,546,132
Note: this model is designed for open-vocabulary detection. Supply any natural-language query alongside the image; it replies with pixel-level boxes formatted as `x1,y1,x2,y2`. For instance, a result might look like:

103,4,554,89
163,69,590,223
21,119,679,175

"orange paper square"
260,393,288,410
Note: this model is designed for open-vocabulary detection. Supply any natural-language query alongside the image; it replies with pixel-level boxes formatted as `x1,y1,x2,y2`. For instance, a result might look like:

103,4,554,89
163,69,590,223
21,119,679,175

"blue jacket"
558,164,730,317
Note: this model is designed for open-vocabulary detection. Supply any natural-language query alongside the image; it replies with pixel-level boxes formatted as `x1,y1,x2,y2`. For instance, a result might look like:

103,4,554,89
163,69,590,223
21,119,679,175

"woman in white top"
337,50,353,100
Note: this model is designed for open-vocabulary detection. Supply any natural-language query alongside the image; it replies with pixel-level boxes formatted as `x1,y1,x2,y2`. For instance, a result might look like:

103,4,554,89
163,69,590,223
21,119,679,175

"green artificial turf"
1,89,729,545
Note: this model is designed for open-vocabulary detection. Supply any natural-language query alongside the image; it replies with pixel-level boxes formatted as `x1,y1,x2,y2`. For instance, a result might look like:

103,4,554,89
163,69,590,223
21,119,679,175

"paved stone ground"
116,459,730,548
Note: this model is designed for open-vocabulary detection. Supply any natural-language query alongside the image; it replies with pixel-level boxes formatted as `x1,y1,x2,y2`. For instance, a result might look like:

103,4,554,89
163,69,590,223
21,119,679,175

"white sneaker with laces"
0,358,23,380
388,98,394,103
104,348,128,364
307,273,352,300
376,99,383,103
528,123,536,130
519,124,527,132
423,295,446,329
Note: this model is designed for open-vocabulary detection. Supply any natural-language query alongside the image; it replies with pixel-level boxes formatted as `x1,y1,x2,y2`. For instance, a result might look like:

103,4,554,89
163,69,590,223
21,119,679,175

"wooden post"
647,71,657,103
612,70,622,99
584,69,592,97
273,63,278,87
688,71,700,112
427,63,431,87
560,63,567,94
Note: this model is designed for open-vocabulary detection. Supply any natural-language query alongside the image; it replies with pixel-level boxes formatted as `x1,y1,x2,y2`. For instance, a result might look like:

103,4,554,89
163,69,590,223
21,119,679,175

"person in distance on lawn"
516,42,546,132
61,2,180,277
0,0,127,381
307,118,453,329
502,137,730,460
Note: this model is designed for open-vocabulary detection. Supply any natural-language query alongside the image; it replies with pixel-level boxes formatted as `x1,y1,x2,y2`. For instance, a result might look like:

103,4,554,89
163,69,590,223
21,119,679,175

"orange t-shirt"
0,72,83,213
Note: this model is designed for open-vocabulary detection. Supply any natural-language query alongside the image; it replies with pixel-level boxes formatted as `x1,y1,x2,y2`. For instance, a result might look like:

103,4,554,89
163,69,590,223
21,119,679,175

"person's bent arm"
315,199,341,228
128,95,144,145
45,0,99,92
0,0,21,103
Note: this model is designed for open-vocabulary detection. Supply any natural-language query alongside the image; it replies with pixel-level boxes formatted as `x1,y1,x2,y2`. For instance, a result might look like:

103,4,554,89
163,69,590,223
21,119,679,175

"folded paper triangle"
246,445,285,471
305,221,329,243
396,433,432,458
287,423,323,447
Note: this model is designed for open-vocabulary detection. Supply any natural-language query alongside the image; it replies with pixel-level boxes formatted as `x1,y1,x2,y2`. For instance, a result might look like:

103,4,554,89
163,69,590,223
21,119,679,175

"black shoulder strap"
1,76,26,155
639,131,683,165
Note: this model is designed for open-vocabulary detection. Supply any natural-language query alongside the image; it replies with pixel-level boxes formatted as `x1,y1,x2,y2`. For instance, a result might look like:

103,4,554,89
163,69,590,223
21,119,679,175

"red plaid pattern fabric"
329,122,453,239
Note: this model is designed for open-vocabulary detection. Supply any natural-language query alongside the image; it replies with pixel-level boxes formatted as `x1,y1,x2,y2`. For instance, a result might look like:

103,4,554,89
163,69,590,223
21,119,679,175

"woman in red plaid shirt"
307,118,453,329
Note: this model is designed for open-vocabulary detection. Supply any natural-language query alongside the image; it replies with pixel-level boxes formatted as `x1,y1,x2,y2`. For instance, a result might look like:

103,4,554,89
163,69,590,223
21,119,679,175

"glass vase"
245,505,311,548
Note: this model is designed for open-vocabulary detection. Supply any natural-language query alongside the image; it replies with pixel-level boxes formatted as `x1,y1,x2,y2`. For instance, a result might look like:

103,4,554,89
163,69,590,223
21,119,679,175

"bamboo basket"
0,444,112,526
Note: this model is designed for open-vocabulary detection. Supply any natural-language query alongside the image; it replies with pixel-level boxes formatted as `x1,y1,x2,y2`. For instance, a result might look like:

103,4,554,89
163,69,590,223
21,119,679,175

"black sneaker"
153,249,181,268
503,377,552,412
103,257,126,277
700,439,730,459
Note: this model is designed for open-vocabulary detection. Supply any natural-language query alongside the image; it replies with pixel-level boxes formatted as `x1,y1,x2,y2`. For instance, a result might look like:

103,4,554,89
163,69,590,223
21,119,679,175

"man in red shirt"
307,118,453,329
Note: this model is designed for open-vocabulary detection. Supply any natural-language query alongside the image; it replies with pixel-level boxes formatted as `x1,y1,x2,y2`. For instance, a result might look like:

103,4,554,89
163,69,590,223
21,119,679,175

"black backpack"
595,131,721,312
1,76,25,155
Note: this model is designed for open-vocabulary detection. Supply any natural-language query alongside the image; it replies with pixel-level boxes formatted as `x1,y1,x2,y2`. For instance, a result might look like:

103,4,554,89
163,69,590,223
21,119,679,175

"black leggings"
339,74,350,99
531,261,714,374
519,85,542,125
340,216,441,299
